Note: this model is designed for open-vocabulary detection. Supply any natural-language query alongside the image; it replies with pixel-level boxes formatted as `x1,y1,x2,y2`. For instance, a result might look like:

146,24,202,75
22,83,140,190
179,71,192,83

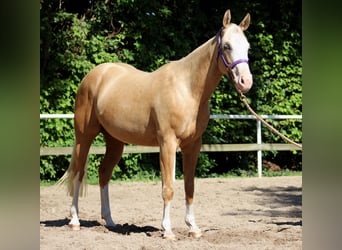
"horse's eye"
223,43,231,51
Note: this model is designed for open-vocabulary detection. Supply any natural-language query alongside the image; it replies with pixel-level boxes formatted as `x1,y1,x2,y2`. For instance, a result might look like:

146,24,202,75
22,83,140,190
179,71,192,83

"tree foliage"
40,0,302,181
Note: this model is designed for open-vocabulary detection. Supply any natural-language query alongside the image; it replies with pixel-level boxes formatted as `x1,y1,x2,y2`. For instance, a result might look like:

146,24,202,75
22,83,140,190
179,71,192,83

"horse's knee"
162,186,174,201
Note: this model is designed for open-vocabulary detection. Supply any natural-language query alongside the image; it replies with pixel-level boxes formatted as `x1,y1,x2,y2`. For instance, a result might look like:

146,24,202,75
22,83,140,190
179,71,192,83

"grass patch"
40,180,57,186
262,169,302,177
41,169,301,186
219,169,302,178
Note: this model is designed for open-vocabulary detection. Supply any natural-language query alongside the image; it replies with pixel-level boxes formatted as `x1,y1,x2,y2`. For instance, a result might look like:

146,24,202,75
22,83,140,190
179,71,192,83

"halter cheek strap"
217,27,249,69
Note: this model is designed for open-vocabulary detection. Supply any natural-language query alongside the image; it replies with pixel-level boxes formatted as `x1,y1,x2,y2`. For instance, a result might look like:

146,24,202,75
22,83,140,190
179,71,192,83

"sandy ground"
40,176,302,249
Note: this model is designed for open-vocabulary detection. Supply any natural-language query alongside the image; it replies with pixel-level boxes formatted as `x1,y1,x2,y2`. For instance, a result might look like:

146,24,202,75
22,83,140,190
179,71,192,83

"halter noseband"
217,27,249,69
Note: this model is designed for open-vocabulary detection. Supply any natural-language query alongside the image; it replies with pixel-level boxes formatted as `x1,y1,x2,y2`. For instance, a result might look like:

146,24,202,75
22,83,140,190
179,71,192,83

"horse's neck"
180,37,223,104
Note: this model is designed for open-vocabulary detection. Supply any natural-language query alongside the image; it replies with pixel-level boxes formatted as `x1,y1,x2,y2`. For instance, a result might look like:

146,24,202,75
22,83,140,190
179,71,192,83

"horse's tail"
56,143,88,197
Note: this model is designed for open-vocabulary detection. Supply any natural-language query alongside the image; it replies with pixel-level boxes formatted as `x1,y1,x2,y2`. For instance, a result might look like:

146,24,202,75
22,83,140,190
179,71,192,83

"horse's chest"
174,109,209,140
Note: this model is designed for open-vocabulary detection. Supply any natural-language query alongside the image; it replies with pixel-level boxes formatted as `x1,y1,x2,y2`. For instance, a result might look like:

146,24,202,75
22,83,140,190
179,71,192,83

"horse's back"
81,62,144,86
77,62,150,102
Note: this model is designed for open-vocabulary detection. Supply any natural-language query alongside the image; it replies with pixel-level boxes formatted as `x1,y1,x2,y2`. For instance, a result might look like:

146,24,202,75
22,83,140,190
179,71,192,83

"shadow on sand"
223,185,302,227
40,219,160,236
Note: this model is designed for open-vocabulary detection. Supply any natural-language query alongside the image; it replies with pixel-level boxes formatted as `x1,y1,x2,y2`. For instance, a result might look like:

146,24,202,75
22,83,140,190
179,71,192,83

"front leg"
159,138,178,239
181,137,202,238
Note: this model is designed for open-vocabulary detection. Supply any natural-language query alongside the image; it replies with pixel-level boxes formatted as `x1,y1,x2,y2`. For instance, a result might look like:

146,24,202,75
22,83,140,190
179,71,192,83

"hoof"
188,231,202,238
69,224,80,231
163,232,176,240
103,217,116,228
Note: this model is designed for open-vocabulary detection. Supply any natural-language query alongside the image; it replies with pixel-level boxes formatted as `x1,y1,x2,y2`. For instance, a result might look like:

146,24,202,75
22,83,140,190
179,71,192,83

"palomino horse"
58,9,253,239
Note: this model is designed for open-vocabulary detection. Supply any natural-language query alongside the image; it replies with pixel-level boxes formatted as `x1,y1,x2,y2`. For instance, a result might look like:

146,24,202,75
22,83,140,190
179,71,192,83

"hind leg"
69,135,98,230
68,99,101,229
99,131,124,227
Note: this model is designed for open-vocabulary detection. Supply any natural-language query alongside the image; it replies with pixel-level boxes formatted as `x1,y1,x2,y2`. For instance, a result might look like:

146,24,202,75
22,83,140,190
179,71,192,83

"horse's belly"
108,127,159,146
98,111,159,146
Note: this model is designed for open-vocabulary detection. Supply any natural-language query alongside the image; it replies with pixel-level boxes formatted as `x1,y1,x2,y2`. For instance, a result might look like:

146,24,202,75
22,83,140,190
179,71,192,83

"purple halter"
217,27,249,69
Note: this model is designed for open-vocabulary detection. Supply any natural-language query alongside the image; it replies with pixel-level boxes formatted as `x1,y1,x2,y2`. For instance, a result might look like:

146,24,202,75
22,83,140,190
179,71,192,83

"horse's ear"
239,13,251,31
222,9,231,28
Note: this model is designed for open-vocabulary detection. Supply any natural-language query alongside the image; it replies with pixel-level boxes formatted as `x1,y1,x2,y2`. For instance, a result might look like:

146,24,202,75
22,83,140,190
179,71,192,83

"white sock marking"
185,204,200,233
69,174,80,226
100,184,115,227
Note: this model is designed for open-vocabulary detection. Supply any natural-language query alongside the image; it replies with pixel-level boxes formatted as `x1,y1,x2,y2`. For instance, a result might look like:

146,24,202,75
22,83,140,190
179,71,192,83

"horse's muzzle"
236,74,253,93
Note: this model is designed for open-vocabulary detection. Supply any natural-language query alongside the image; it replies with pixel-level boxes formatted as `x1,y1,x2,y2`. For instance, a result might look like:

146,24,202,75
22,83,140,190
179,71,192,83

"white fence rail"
40,114,302,177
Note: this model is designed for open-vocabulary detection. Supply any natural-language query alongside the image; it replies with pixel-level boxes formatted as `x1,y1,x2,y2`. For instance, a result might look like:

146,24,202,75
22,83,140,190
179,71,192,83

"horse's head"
217,9,253,93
